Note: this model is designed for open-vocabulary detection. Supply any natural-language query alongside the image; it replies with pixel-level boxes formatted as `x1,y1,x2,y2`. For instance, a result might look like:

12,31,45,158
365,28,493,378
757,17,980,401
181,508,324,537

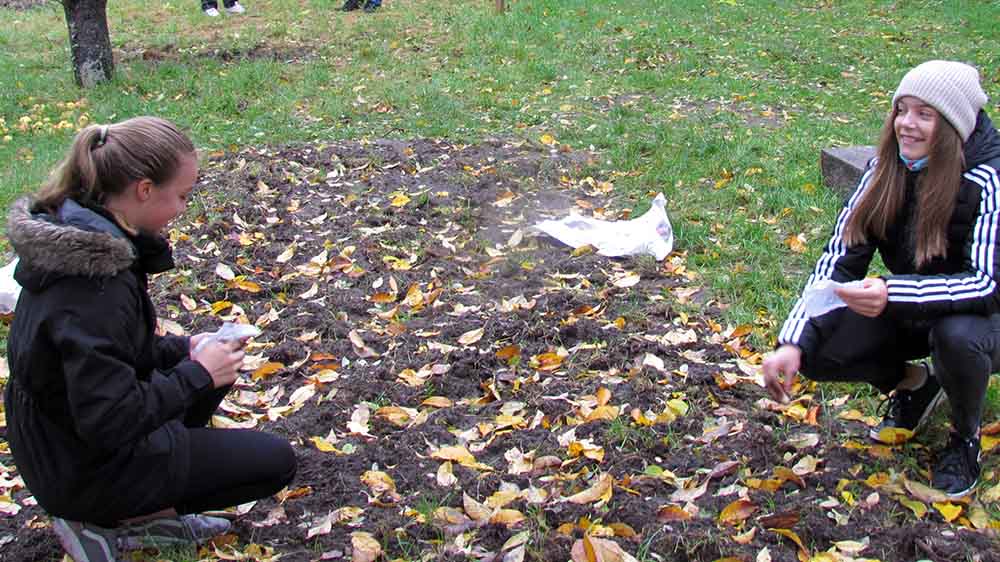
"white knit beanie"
892,60,988,142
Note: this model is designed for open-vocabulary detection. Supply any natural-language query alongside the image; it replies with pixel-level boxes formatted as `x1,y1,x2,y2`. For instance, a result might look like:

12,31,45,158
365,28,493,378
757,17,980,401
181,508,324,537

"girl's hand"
191,340,245,389
189,332,211,354
762,344,802,404
835,277,888,317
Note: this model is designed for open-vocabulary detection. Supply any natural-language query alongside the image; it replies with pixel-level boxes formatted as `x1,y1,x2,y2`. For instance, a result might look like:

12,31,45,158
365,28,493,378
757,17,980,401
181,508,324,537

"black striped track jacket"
779,111,1000,361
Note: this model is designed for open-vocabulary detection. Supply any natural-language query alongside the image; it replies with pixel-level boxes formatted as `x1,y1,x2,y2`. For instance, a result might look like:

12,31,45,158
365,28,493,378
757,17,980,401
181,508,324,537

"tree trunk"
62,0,114,87
495,0,505,13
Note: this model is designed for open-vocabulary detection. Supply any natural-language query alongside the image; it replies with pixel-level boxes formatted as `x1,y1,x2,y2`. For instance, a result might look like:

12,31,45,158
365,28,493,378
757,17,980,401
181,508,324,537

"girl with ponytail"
5,117,296,562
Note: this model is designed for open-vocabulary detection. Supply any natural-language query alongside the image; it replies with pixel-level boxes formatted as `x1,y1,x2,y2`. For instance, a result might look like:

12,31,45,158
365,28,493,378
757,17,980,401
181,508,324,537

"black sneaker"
869,368,944,444
339,0,360,10
932,432,981,498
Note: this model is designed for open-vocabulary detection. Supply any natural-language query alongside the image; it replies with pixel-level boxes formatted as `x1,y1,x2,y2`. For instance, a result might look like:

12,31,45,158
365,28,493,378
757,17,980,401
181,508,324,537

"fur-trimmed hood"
6,197,173,292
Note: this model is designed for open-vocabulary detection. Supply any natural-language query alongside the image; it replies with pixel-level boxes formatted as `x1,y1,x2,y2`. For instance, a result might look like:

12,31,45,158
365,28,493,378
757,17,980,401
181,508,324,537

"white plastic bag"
0,258,22,314
801,279,863,318
193,322,262,353
531,193,674,260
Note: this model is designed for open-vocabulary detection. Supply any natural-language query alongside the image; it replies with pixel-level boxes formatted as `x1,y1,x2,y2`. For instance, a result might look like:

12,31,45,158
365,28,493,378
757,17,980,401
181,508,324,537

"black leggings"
800,309,1000,438
171,386,296,515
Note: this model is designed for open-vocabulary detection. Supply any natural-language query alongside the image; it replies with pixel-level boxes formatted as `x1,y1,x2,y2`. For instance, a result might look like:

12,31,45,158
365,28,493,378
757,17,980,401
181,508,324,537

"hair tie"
97,125,109,147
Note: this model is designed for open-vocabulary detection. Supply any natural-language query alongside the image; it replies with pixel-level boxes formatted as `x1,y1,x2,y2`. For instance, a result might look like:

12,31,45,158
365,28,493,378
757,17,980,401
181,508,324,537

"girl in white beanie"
763,60,1000,498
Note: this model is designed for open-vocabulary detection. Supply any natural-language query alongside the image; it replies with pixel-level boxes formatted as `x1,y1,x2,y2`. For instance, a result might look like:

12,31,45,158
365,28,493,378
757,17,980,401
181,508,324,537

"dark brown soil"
2,138,999,561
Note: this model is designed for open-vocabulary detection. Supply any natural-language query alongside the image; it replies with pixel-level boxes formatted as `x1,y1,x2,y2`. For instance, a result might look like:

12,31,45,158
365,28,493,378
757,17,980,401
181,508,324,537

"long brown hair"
843,105,966,268
34,116,195,212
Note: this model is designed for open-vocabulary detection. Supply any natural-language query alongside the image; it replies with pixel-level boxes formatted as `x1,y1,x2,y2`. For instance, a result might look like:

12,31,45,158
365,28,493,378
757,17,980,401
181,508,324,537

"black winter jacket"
4,197,214,524
779,111,1000,361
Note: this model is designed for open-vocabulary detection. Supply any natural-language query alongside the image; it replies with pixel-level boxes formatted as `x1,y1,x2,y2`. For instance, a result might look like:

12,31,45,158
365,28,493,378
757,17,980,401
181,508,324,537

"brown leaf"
718,499,756,526
757,510,800,529
656,505,693,522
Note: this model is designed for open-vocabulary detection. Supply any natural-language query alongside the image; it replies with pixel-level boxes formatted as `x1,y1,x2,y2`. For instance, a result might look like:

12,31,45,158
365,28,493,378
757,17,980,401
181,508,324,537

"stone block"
821,146,876,196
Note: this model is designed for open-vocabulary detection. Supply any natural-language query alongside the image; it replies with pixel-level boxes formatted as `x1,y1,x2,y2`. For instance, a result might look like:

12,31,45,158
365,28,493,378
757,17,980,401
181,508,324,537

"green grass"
2,0,999,339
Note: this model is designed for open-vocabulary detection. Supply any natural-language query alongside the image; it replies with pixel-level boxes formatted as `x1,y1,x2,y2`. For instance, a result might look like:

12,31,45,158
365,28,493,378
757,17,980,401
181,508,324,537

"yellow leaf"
252,362,284,381
982,434,1000,452
211,300,234,315
571,244,597,257
771,528,810,559
390,193,411,207
309,436,342,454
230,277,262,293
719,499,756,525
876,427,914,445
933,501,963,522
540,134,557,146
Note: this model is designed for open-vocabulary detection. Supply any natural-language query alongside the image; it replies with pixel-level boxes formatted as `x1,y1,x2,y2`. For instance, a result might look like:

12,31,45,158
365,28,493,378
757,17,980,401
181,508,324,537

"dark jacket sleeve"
49,279,213,451
777,167,877,359
155,334,192,370
884,165,1000,319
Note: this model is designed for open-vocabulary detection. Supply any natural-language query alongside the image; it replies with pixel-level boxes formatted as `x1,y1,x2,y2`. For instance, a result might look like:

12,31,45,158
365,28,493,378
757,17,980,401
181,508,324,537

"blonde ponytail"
34,117,195,212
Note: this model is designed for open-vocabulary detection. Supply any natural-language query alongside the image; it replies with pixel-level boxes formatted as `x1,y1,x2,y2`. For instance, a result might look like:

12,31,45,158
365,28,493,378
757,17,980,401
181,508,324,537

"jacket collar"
7,197,174,288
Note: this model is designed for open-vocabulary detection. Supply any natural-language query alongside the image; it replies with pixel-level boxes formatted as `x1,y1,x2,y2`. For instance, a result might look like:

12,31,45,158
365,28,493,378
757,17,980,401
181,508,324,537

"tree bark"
62,0,114,88
495,0,505,13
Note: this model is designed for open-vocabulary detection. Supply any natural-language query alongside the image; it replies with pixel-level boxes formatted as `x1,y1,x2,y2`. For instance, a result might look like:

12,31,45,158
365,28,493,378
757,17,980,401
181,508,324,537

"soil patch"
1,138,998,561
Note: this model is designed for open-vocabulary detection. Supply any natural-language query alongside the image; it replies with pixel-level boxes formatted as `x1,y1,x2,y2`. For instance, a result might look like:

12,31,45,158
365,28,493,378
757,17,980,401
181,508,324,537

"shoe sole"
944,478,978,499
53,518,116,562
868,388,945,444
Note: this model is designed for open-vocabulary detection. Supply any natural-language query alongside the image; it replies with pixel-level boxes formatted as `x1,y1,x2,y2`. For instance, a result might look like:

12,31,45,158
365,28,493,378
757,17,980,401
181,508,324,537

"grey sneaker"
119,514,231,550
224,2,245,14
52,518,120,562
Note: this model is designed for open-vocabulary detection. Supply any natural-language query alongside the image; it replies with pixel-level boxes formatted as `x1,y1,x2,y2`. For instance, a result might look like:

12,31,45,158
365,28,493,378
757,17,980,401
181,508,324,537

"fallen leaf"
351,531,381,562
933,502,962,522
215,263,236,281
570,535,639,562
565,473,613,505
437,462,457,487
458,327,485,346
719,499,756,526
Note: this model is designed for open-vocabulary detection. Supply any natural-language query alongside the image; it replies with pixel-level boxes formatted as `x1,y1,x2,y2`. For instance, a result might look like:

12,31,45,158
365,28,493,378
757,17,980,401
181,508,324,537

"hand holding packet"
801,279,864,318
193,322,262,353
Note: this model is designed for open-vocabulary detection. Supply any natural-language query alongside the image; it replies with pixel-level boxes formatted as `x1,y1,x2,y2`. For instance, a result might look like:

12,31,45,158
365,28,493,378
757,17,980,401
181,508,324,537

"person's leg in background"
363,0,380,12
929,314,1000,497
201,0,221,16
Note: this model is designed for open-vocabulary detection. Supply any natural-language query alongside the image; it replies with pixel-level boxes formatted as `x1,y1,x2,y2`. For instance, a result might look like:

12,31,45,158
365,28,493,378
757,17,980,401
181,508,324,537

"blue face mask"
899,153,928,171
